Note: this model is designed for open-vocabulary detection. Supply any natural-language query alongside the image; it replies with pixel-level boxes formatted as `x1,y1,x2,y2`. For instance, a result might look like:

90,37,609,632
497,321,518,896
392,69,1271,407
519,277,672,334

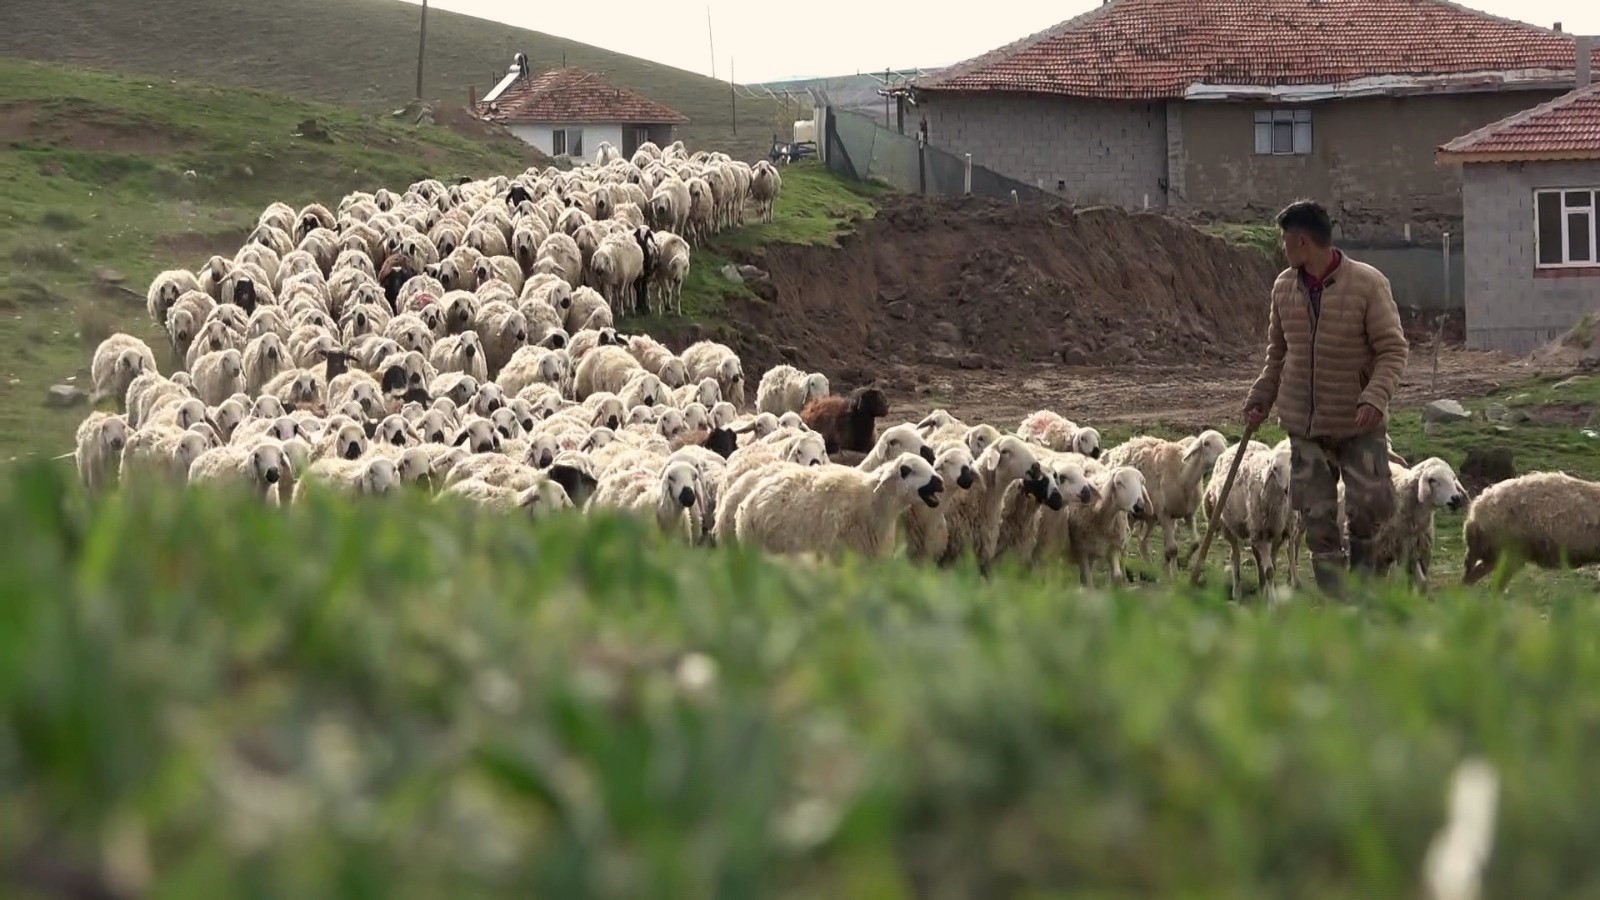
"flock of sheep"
66,139,1597,593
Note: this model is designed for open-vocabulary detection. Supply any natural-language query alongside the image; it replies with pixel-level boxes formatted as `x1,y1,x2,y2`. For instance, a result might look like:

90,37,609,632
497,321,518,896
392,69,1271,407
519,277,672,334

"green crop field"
0,0,793,164
4,462,1600,899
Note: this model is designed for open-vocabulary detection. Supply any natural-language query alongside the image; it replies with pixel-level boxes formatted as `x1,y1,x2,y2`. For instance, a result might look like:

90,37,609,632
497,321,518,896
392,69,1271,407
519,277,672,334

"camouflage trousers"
1289,430,1396,563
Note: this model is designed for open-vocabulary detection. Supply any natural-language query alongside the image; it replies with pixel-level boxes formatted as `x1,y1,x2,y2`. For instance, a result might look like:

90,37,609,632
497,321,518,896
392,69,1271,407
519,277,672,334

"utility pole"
706,6,716,79
730,57,736,135
415,0,429,100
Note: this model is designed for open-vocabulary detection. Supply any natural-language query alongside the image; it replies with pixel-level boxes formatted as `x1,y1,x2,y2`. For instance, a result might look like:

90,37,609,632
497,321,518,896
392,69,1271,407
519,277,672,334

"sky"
400,0,1600,85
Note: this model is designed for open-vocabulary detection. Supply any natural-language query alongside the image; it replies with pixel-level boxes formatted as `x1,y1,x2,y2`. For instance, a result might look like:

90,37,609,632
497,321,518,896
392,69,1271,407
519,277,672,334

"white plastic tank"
793,119,817,144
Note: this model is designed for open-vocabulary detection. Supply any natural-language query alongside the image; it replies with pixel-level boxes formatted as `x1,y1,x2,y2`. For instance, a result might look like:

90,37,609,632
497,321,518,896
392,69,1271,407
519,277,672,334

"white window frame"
1253,109,1312,156
551,129,567,156
1534,188,1600,269
551,127,586,158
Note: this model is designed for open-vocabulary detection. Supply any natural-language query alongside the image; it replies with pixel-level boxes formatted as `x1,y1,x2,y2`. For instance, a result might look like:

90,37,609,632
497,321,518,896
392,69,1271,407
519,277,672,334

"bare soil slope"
723,193,1280,385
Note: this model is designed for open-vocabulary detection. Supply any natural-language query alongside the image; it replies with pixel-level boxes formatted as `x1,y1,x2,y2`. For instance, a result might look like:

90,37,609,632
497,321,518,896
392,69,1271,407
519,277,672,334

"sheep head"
1414,458,1468,511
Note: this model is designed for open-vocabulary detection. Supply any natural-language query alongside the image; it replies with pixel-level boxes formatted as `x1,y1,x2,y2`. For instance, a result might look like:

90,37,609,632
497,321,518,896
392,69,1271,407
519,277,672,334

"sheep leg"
1135,519,1155,562
1078,556,1093,589
1225,532,1243,601
1162,517,1179,580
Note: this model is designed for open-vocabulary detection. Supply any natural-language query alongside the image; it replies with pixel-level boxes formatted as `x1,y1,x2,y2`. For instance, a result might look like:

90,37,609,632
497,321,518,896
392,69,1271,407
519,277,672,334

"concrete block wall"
1462,160,1600,354
916,93,1168,209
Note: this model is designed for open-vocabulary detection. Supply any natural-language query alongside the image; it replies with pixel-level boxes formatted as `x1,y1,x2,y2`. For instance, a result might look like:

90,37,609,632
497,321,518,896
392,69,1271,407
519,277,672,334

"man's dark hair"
1276,200,1334,246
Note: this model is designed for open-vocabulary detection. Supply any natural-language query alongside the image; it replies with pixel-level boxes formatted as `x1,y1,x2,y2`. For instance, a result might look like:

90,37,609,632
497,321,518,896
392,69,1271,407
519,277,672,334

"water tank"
793,119,816,144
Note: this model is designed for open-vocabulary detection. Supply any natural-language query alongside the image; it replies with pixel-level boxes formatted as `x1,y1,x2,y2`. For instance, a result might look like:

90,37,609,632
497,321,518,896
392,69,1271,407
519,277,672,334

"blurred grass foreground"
3,461,1600,899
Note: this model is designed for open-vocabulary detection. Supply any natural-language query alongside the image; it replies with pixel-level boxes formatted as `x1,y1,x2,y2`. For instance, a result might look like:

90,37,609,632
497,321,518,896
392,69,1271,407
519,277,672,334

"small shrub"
10,241,76,271
39,209,86,231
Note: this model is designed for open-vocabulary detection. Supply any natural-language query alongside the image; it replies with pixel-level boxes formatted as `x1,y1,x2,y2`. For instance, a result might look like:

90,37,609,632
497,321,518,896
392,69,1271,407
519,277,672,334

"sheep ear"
1180,441,1204,462
899,464,911,478
452,428,471,447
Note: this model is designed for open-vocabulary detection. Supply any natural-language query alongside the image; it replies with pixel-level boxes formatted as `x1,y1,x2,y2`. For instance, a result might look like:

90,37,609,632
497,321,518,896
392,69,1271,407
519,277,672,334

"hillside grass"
0,0,792,164
0,58,534,463
6,462,1600,898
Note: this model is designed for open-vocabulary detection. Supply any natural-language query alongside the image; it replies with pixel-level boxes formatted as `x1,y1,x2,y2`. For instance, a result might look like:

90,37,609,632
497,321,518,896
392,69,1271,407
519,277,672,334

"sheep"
565,286,614,334
801,387,889,455
428,330,489,381
429,372,481,409
262,368,326,411
756,365,830,416
230,414,302,446
626,334,688,387
574,345,645,400
589,233,647,315
147,269,202,324
535,232,583,289
750,160,783,223
591,460,704,540
674,377,721,410
1459,471,1600,590
165,290,216,359
473,301,528,377
450,416,503,454
1103,429,1227,578
74,411,130,494
1063,466,1152,588
710,436,831,544
938,435,1051,573
647,231,691,316
185,319,244,370
120,422,212,483
1018,409,1102,459
1358,457,1467,590
291,456,401,501
681,340,744,407
126,373,191,428
441,477,572,516
1196,441,1294,600
366,444,442,490
327,370,385,420
497,345,569,398
208,397,248,442
188,440,290,503
617,371,667,410
241,333,289,394
648,178,690,237
733,453,943,560
89,334,158,407
311,418,369,462
902,445,979,564
190,348,246,407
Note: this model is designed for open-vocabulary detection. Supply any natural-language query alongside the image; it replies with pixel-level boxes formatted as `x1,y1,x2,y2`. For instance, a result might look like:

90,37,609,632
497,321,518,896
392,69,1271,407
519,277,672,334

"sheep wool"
75,411,130,494
734,452,943,560
1463,471,1600,589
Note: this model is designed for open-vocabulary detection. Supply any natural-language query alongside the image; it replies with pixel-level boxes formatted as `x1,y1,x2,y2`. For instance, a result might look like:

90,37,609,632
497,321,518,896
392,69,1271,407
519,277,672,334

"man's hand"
1243,404,1267,430
1355,403,1385,432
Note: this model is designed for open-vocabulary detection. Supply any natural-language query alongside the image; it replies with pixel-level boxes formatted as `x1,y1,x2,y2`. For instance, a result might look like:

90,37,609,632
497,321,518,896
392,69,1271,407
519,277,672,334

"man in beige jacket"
1243,201,1409,598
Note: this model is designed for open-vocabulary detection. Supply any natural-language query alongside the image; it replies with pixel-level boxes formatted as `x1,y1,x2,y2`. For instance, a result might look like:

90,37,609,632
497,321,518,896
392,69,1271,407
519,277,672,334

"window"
1253,109,1312,156
1535,189,1599,268
551,128,585,157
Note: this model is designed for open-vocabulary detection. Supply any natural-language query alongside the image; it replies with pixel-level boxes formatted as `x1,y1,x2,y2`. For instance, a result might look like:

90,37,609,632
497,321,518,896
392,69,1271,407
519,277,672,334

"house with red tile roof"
1437,78,1600,352
478,64,688,162
907,0,1597,247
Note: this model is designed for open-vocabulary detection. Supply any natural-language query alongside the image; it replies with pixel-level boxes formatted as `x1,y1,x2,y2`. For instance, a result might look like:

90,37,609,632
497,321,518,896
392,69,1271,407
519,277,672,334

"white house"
477,62,688,160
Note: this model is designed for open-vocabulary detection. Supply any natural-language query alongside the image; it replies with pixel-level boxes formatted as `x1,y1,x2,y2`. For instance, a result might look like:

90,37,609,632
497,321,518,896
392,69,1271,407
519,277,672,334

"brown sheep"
800,387,889,455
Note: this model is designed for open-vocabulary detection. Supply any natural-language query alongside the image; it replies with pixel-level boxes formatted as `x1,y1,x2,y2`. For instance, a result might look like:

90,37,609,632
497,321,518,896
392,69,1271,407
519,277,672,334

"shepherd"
1242,200,1409,598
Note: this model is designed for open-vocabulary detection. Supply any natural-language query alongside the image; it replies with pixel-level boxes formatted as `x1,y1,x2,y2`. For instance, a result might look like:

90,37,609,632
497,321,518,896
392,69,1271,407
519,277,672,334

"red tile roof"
1437,82,1600,161
912,0,1598,101
479,67,688,125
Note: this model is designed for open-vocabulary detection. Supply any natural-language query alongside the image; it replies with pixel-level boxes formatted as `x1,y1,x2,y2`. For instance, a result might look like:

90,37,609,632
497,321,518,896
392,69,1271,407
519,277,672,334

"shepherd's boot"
1348,537,1380,586
1312,554,1348,600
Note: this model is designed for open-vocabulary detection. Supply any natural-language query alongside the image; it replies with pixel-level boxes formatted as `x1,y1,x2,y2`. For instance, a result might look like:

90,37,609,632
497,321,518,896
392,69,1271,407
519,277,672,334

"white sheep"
74,411,130,494
680,340,745,408
1198,441,1294,600
190,348,246,407
590,233,646,315
937,435,1049,573
89,333,158,407
1065,465,1152,587
1103,429,1227,578
574,345,645,399
626,334,688,388
188,439,291,503
750,160,782,223
591,460,704,540
429,330,489,381
262,368,326,411
242,333,289,394
734,452,943,559
648,231,690,316
1459,471,1600,589
1017,409,1102,459
756,365,829,416
146,269,202,324
120,423,213,482
292,456,401,501
1364,457,1468,589
903,445,979,564
441,476,572,516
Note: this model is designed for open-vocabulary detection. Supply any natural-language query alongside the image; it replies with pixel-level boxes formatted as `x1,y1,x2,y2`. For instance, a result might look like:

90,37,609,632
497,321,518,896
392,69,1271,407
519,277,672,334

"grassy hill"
0,0,791,163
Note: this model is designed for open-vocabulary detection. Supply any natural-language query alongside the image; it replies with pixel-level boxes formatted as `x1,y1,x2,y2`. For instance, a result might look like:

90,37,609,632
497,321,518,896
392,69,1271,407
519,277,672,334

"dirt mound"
718,192,1280,388
1528,314,1600,371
